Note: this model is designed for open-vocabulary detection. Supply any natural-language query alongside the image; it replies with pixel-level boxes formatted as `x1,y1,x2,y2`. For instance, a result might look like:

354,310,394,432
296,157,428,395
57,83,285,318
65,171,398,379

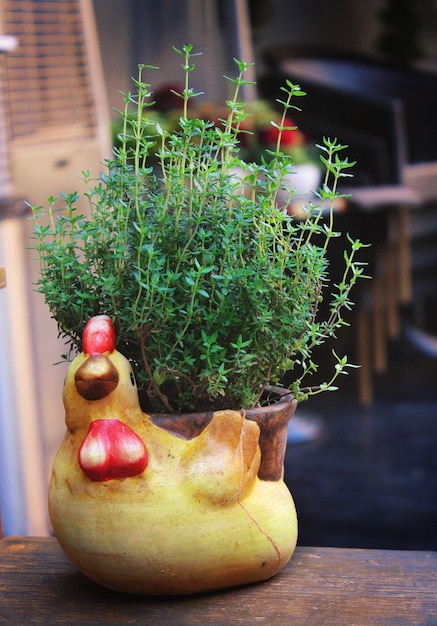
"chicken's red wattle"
78,419,148,481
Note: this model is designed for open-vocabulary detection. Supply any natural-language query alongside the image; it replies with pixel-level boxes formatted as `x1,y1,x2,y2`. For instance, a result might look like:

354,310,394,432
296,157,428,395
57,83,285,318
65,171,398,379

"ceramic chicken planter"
49,316,298,595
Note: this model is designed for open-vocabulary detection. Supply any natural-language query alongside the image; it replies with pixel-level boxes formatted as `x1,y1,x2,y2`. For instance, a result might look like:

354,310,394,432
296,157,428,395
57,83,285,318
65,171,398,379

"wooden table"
0,537,436,624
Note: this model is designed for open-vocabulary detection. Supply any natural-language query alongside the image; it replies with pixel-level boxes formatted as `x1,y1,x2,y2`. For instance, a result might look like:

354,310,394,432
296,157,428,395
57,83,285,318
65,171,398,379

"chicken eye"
130,371,136,387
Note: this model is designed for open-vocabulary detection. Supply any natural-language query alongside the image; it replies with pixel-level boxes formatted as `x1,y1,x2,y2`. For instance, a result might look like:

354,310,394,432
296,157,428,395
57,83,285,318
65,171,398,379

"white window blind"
2,0,97,140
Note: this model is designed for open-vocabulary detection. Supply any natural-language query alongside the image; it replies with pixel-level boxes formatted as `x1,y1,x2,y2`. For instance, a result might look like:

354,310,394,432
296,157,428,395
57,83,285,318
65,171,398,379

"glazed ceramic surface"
49,342,298,595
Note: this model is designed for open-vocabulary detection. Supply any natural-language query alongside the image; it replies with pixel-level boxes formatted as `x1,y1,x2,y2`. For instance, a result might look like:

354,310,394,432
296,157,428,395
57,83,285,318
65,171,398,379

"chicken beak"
75,354,119,400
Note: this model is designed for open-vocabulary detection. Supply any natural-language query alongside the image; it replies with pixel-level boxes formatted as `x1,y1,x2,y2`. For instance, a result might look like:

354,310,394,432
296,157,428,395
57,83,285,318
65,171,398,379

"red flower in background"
258,118,304,149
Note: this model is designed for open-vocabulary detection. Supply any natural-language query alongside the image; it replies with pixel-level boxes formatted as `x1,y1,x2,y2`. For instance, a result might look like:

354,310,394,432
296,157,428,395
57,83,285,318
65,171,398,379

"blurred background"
0,0,436,548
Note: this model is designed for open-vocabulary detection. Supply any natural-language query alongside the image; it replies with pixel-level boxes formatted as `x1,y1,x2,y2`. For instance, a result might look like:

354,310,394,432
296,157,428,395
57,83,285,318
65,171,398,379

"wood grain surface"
0,537,436,624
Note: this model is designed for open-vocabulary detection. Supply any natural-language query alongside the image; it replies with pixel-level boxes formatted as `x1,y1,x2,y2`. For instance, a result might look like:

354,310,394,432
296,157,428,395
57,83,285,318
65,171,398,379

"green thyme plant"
31,44,368,413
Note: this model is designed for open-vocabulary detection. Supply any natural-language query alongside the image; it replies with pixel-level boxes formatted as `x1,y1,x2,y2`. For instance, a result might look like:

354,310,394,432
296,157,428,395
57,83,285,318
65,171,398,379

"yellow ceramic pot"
49,320,298,595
